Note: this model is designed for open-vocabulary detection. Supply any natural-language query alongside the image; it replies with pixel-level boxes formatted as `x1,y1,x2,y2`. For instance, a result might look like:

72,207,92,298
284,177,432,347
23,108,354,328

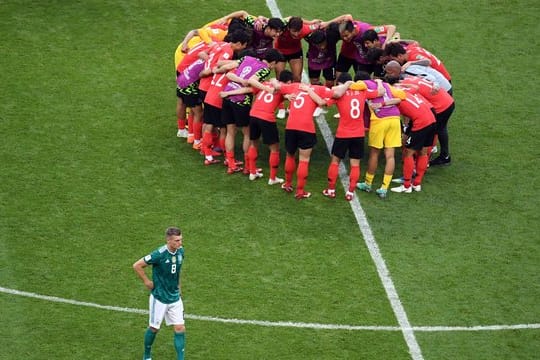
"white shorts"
148,294,185,329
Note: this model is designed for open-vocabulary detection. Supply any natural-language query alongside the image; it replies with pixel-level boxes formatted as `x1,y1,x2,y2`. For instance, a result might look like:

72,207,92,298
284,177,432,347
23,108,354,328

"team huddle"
174,10,454,200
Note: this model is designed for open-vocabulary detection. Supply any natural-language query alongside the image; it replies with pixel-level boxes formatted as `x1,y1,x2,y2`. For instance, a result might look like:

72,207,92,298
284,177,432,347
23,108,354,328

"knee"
174,324,186,333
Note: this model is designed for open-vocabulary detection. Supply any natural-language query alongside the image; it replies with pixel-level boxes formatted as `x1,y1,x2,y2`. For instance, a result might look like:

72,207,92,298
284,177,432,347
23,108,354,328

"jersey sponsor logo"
172,256,176,263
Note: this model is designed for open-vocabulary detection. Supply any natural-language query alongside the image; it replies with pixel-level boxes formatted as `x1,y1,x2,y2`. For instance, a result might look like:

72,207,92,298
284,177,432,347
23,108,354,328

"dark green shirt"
144,245,184,304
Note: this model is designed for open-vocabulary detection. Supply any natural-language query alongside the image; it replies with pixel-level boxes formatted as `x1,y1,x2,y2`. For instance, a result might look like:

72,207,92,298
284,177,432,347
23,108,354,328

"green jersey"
144,245,185,304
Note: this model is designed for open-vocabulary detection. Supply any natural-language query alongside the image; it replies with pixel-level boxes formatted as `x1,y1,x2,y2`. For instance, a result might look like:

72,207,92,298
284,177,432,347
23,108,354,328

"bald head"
385,60,401,74
385,60,402,78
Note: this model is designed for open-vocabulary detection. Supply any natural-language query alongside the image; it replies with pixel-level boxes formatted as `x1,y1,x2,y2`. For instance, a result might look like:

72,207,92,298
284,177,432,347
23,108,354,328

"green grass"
1,0,539,359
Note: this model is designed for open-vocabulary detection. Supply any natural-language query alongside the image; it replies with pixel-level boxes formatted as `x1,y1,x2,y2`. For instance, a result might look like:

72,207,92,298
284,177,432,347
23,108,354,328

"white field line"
264,1,423,359
2,286,539,332
315,112,424,360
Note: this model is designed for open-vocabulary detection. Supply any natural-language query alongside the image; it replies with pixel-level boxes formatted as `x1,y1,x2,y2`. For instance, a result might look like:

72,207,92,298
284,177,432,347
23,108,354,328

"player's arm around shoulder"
332,80,354,98
390,85,407,100
349,80,369,91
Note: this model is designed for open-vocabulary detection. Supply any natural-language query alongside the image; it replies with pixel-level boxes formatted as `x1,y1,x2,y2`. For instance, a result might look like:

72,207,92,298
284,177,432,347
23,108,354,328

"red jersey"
176,42,211,73
329,86,380,138
249,83,284,122
203,71,230,109
406,44,451,81
280,83,333,133
400,76,453,113
397,90,436,131
275,23,316,55
199,42,234,92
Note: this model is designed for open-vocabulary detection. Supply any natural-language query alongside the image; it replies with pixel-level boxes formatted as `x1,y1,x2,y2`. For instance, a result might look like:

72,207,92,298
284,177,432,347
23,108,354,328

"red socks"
349,165,360,192
202,132,213,157
403,156,415,188
177,118,186,130
327,162,339,189
193,120,202,142
296,160,309,193
269,151,280,179
226,151,236,170
187,111,194,134
284,155,296,185
247,146,258,174
414,155,429,186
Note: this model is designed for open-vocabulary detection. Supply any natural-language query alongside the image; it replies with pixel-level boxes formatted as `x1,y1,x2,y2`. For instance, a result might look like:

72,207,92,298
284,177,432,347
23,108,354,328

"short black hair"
367,47,384,64
308,29,326,45
326,22,341,45
354,71,371,81
337,72,352,84
267,17,285,31
287,17,303,32
279,69,293,83
238,48,257,59
225,29,251,45
228,17,248,33
264,48,285,63
361,29,379,43
384,42,406,57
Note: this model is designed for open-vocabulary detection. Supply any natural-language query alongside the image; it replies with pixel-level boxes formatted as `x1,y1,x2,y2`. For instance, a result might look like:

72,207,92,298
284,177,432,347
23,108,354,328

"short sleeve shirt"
144,246,185,304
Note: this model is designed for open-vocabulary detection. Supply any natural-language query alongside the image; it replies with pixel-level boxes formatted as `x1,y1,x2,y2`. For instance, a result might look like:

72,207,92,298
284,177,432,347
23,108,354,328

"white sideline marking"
2,286,539,332
265,1,424,359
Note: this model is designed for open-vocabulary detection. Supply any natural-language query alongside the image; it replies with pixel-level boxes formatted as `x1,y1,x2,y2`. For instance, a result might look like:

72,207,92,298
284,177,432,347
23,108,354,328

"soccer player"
175,50,209,148
355,71,404,199
248,70,293,183
395,69,456,166
305,23,341,88
175,41,213,140
173,11,250,140
247,17,285,59
390,88,437,193
337,19,397,78
384,57,452,94
200,31,250,165
274,16,319,82
360,27,402,51
221,49,283,174
133,227,186,360
322,72,383,201
174,10,250,68
385,60,455,165
384,42,452,83
272,81,334,199
221,70,294,183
